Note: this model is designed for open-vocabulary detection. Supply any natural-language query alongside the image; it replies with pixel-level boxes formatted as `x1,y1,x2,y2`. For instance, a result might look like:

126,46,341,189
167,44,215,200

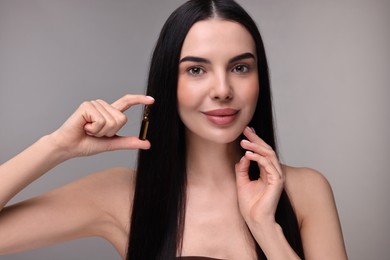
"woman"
0,0,347,259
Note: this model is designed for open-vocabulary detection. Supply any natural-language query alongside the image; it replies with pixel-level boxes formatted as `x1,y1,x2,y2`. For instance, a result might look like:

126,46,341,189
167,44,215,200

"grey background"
0,0,389,259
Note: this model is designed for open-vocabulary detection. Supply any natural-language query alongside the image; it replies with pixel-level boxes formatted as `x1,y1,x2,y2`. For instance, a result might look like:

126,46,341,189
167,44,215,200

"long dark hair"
127,1,304,259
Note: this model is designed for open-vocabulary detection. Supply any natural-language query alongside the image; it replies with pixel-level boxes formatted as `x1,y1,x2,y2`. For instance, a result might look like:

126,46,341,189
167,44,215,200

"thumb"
93,136,151,152
235,155,251,187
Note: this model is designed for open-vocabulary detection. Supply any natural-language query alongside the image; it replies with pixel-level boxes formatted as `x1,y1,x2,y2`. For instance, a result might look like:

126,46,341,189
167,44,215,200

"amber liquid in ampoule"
139,105,151,140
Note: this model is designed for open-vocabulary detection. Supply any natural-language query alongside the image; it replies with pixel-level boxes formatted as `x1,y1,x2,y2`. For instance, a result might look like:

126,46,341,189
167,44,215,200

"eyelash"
186,64,251,76
187,66,205,76
232,64,250,73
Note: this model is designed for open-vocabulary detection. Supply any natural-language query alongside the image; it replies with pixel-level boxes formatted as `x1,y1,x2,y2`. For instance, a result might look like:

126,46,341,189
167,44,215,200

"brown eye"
188,67,205,76
232,64,249,73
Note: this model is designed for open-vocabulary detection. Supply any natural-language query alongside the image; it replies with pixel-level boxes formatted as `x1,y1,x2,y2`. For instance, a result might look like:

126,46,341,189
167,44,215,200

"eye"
187,66,205,76
232,64,249,74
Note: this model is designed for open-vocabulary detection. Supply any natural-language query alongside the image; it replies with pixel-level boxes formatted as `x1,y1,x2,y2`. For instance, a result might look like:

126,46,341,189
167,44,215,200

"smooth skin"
0,19,347,260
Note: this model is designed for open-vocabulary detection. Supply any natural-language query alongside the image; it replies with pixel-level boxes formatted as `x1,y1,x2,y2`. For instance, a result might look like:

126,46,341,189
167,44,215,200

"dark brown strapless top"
177,257,224,260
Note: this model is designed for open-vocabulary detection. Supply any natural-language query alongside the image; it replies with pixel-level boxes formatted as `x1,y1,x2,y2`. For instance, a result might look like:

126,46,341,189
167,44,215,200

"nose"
210,72,233,101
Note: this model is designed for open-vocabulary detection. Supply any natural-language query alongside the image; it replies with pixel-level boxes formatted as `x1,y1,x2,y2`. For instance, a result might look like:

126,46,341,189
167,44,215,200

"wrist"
245,212,276,229
249,218,280,241
249,221,301,260
41,133,74,162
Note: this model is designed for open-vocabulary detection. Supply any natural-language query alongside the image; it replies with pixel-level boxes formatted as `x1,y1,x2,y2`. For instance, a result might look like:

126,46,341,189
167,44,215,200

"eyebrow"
179,52,256,64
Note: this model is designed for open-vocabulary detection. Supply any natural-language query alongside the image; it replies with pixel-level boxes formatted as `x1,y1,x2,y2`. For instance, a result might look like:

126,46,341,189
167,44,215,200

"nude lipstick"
202,108,239,126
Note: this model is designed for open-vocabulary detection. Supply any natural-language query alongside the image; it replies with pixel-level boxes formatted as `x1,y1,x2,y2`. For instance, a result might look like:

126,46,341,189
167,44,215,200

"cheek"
177,77,202,120
241,79,260,123
248,81,259,98
177,76,206,111
242,77,260,110
177,80,192,112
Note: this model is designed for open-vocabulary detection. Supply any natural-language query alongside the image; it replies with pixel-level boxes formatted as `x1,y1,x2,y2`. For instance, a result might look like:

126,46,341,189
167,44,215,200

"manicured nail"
250,127,256,133
245,150,254,155
146,96,154,100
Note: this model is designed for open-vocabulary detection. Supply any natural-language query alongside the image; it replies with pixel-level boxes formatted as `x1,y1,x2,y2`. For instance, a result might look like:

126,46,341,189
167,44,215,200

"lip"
202,108,239,125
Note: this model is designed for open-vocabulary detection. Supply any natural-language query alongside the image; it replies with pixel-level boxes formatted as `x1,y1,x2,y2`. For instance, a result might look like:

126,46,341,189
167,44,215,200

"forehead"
180,19,256,58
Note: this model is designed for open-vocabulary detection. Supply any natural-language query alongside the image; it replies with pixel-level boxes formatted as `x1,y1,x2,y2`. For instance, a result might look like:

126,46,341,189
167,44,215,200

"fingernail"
242,139,250,144
245,150,254,155
146,96,154,100
245,126,255,133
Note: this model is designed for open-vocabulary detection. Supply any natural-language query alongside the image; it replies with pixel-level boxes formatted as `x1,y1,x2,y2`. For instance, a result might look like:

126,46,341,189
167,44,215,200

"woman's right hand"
51,94,154,159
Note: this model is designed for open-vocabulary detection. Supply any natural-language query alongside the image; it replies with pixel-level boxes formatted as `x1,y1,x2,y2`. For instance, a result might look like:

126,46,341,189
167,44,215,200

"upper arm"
285,167,348,260
0,167,133,256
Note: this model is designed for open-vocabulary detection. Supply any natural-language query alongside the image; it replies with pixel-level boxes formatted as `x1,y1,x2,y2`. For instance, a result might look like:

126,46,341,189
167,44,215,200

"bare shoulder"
282,165,335,225
282,165,348,258
283,165,331,194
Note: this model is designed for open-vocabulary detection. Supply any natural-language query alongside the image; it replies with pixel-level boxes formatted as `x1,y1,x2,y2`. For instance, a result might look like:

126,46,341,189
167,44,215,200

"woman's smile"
202,108,240,126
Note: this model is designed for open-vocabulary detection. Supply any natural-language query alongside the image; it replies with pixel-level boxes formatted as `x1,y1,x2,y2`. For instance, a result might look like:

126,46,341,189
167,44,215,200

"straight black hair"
127,0,304,259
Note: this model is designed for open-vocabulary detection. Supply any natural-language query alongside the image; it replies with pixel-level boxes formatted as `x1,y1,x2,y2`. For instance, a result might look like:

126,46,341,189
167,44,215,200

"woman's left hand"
235,126,284,226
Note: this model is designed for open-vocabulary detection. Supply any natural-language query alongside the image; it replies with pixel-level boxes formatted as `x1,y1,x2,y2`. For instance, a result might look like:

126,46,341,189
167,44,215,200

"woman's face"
177,19,259,144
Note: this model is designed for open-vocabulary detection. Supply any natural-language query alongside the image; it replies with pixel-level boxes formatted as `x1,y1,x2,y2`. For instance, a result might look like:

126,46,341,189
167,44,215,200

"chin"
183,117,249,145
195,127,244,145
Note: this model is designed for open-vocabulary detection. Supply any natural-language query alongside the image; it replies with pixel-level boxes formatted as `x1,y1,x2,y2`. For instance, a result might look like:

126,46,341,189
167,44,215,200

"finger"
87,135,152,153
105,136,151,151
81,102,107,136
243,126,272,149
111,94,155,112
240,139,282,174
93,100,128,137
240,139,276,159
235,155,251,187
242,126,283,174
244,151,284,185
89,100,118,137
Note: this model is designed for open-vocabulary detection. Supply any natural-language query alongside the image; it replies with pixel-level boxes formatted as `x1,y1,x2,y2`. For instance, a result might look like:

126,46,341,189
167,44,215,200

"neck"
185,131,242,187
